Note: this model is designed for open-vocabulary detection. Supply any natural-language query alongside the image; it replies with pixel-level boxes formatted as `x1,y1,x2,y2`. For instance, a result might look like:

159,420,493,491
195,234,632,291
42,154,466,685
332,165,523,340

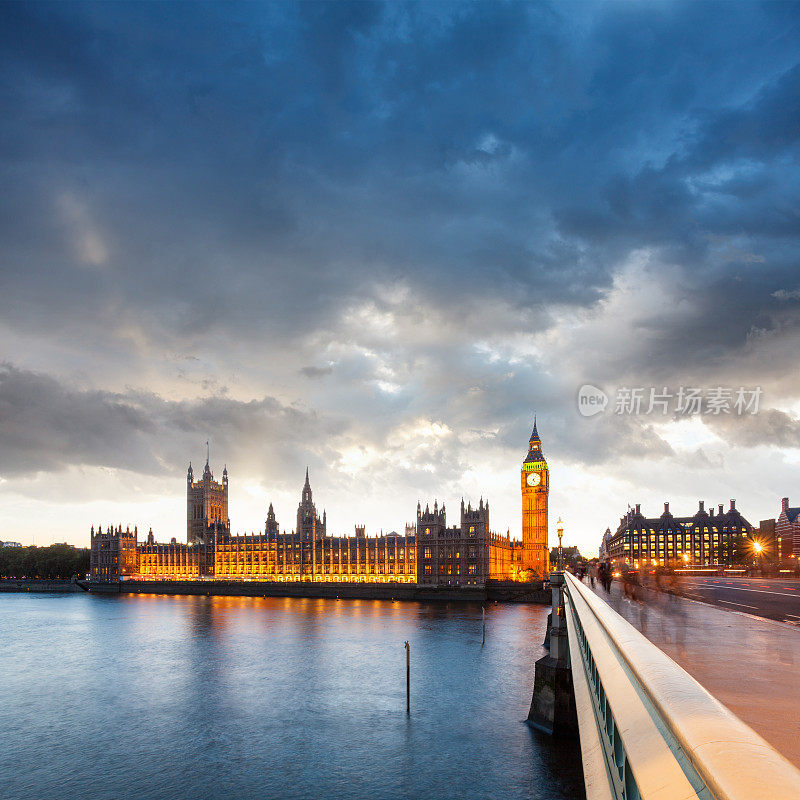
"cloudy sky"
2,1,800,554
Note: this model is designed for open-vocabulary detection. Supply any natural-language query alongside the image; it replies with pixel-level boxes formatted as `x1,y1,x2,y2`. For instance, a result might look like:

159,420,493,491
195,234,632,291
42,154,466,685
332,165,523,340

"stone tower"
296,468,326,541
186,447,229,545
521,418,549,576
265,502,279,535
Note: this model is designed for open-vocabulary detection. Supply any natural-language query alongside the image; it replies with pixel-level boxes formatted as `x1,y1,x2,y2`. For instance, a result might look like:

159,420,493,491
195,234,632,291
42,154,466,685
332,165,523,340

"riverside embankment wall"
0,579,81,593
76,579,549,604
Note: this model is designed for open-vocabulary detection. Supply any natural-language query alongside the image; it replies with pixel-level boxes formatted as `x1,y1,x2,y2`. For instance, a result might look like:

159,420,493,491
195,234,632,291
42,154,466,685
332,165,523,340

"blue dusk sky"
1,1,800,553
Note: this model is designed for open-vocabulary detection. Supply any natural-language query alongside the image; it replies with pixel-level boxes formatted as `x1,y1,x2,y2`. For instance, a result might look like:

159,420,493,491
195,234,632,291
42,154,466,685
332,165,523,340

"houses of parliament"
90,423,551,587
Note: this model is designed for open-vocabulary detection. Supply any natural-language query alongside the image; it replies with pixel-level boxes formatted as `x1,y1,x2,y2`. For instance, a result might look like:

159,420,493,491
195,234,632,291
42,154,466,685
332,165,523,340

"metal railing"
561,571,800,800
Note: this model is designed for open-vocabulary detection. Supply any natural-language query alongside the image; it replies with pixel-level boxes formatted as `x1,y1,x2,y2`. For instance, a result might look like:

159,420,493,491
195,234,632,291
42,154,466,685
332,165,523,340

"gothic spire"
524,414,545,465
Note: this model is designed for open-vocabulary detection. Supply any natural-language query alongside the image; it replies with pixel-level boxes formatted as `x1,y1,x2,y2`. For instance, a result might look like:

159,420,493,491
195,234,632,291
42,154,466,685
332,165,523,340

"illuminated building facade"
605,500,753,568
90,472,522,586
521,420,549,576
90,423,552,585
138,527,201,579
91,468,419,583
213,524,416,583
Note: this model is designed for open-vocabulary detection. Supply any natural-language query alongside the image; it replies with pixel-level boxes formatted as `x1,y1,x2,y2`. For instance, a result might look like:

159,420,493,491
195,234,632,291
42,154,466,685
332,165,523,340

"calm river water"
0,593,584,800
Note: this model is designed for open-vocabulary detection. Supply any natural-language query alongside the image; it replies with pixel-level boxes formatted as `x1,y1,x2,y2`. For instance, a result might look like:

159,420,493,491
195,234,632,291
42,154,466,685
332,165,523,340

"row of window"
421,547,479,559
631,533,739,542
437,565,479,575
625,526,745,536
215,555,415,562
213,566,414,574
422,526,479,535
624,543,729,551
217,545,411,555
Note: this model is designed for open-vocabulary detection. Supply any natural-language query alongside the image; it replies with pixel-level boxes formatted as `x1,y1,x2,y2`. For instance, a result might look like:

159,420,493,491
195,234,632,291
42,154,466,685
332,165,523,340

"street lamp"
556,517,564,571
750,538,765,572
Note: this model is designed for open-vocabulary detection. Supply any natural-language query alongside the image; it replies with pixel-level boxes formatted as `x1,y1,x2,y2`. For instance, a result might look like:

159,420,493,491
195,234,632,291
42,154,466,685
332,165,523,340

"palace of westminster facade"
90,424,551,587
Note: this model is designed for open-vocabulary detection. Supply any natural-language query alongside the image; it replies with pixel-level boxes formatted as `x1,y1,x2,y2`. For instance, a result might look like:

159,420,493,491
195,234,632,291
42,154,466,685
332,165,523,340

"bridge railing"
562,570,800,800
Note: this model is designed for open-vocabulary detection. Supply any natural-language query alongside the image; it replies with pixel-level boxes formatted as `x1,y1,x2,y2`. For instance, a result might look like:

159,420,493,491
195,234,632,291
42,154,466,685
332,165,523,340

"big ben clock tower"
521,418,549,576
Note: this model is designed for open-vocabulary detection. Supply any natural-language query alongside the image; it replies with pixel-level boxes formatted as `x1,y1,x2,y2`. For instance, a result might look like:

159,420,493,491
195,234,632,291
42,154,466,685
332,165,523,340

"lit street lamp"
750,538,765,572
556,517,564,571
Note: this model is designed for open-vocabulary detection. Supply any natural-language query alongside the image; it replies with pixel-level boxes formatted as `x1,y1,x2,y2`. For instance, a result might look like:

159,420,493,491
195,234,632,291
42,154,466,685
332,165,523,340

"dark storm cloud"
0,364,341,479
1,0,800,479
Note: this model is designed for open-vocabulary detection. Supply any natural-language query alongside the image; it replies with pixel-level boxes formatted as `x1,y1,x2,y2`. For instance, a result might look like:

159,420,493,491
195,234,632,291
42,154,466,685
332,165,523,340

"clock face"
527,472,541,487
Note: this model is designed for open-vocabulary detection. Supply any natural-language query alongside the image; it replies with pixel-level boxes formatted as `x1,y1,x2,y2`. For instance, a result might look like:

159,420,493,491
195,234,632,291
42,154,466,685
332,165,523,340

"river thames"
0,593,584,800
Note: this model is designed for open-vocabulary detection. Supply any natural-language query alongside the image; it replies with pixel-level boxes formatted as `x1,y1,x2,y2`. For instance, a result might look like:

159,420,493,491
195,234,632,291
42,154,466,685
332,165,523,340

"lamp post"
752,539,764,572
556,517,564,571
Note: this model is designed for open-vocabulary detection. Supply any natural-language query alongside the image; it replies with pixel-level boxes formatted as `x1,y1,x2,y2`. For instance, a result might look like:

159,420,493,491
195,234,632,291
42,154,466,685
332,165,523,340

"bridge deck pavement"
587,578,800,768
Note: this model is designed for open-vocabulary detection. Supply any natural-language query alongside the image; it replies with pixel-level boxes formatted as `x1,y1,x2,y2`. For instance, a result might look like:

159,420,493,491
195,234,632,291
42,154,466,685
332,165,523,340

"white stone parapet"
563,571,800,800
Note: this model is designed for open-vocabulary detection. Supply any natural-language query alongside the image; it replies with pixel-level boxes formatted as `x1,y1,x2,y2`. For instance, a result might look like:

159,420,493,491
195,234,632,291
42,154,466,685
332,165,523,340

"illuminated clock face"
527,472,541,487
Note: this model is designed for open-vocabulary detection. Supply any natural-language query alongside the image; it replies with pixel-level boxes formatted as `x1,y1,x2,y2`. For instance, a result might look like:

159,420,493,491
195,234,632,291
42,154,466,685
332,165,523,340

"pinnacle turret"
530,414,540,444
524,414,545,465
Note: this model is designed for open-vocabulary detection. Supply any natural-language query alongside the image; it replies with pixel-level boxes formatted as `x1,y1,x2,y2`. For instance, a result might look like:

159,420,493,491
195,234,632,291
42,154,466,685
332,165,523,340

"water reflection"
0,593,584,800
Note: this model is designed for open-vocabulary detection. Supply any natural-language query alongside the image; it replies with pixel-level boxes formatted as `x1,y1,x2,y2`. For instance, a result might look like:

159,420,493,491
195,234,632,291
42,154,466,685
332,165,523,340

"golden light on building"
92,423,551,586
520,418,550,577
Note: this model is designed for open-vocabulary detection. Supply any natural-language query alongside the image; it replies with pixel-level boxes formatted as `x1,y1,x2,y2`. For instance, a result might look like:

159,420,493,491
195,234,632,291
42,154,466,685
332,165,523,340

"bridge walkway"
587,577,800,769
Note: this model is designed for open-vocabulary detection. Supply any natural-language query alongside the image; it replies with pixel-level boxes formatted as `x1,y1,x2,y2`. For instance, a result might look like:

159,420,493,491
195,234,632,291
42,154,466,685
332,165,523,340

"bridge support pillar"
527,571,578,737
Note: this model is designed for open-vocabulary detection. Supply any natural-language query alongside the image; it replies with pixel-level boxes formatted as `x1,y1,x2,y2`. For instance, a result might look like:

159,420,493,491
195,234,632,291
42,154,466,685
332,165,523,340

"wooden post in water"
404,640,410,714
482,606,485,646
